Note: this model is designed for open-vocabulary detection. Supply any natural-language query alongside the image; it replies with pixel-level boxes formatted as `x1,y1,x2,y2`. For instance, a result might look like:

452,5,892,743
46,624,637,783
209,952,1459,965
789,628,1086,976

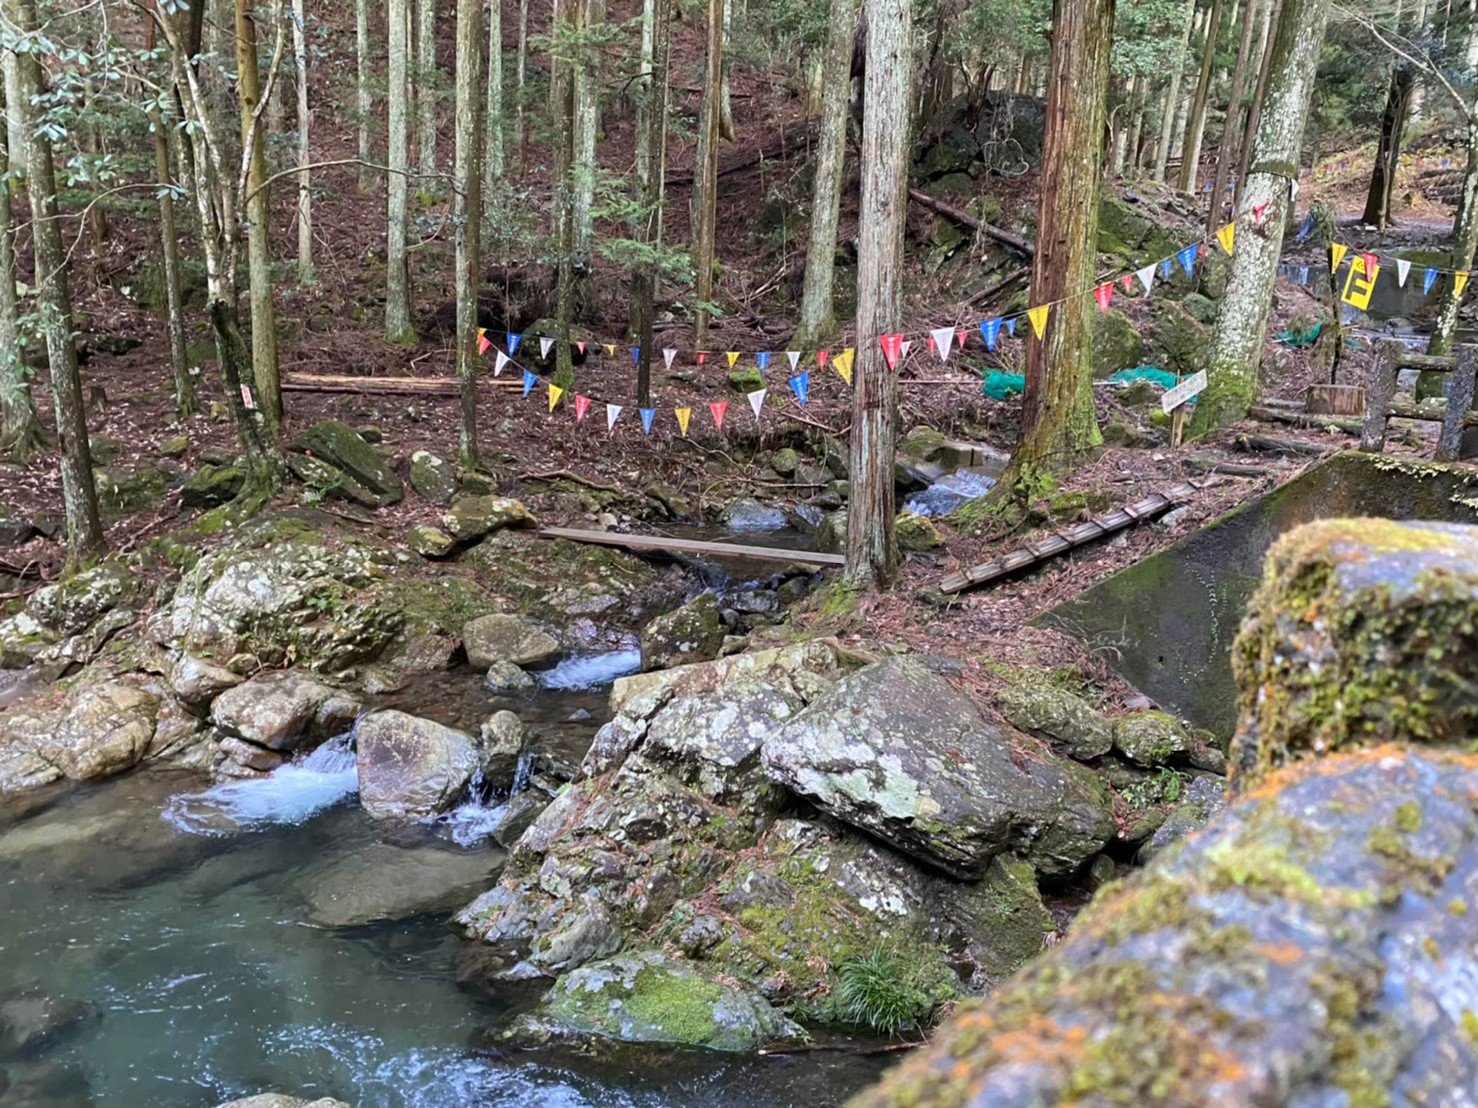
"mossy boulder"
996,679,1113,760
1113,709,1193,766
407,524,456,558
895,510,945,551
1091,308,1145,379
94,462,174,523
288,420,403,508
408,450,457,504
441,495,536,542
640,592,726,671
1181,291,1219,324
181,463,245,509
1144,300,1208,375
728,367,765,393
1096,195,1182,267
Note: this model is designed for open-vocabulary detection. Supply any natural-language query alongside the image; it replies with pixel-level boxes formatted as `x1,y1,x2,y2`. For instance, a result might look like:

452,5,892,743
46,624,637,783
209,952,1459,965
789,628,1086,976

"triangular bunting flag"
726,351,740,368
1094,284,1113,313
930,326,954,362
696,351,709,366
663,348,678,369
639,408,656,435
603,343,616,357
1330,243,1348,273
548,383,563,412
1119,273,1134,294
1425,267,1439,295
521,369,537,397
833,347,855,385
709,401,728,430
789,372,810,407
979,318,1002,351
901,339,912,359
1136,264,1156,295
1457,271,1470,298
574,394,591,422
956,329,969,350
507,332,522,355
1160,258,1173,279
1396,258,1412,287
756,352,771,371
675,408,691,436
631,346,640,365
1216,223,1236,255
477,328,491,355
540,337,554,359
606,404,622,431
817,349,830,368
1360,252,1378,277
1027,304,1051,340
1006,317,1018,338
748,388,767,419
576,341,586,355
787,351,801,372
494,350,511,376
880,333,904,369
1177,244,1198,276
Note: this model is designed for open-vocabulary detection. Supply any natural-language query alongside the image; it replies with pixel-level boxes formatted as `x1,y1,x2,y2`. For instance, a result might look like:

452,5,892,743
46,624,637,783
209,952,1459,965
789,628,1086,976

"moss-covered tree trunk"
235,0,281,431
1152,0,1194,183
996,0,1110,497
14,0,104,564
1190,0,1331,434
1177,0,1221,193
483,0,504,184
1232,0,1281,213
842,0,910,590
455,0,484,467
0,79,41,462
692,0,723,348
385,0,414,341
630,0,670,408
149,98,198,418
416,0,438,177
793,0,861,349
572,0,602,260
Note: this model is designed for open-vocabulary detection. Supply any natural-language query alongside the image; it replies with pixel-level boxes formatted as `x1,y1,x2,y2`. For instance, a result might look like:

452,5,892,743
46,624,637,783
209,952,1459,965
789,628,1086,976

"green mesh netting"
1276,321,1324,347
1108,366,1179,389
982,371,1025,399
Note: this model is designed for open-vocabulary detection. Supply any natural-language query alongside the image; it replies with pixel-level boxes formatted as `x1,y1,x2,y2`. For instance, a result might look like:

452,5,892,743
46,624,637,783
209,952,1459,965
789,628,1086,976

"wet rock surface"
296,841,504,927
355,710,483,819
639,592,726,672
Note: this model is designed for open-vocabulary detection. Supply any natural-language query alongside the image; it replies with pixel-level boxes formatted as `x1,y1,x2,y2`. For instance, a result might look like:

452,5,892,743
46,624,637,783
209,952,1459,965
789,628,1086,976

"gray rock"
722,498,789,532
763,657,1116,878
997,680,1114,760
181,463,245,508
296,841,502,926
442,495,536,542
491,788,551,847
769,448,799,476
483,660,536,695
463,613,560,669
478,710,528,787
356,710,480,819
1136,775,1227,863
210,672,361,752
1113,709,1193,766
28,680,161,783
288,419,404,507
0,993,100,1059
639,592,726,671
167,653,243,709
407,524,456,558
408,450,457,504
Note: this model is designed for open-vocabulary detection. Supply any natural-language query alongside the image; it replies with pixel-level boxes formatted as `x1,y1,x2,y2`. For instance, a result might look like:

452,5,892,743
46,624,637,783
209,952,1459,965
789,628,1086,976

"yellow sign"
1341,261,1379,309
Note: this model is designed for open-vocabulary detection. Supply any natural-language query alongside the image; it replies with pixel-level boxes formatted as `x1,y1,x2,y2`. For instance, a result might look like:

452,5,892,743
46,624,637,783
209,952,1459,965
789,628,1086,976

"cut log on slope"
907,188,1036,257
283,373,523,395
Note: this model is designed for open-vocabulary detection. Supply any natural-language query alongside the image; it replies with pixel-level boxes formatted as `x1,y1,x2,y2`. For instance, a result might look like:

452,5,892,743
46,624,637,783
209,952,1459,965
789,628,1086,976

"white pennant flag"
786,351,801,372
606,404,623,431
900,339,913,360
1397,258,1412,288
748,388,767,418
1136,264,1156,294
540,336,554,359
663,348,678,369
930,326,954,363
493,350,511,376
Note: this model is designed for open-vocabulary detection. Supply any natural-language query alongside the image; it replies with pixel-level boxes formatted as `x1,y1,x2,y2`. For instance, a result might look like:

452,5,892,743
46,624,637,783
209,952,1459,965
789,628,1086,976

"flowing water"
0,653,888,1108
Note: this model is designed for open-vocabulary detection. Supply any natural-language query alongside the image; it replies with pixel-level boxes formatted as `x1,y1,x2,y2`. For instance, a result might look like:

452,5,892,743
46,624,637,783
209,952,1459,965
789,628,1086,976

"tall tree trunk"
356,0,373,189
416,0,438,176
843,0,910,590
515,0,528,157
0,79,40,461
1190,0,1333,433
1207,0,1260,233
1178,0,1222,193
572,0,602,257
235,0,282,431
455,0,483,466
1125,76,1146,174
718,0,736,140
553,0,579,391
635,0,655,194
794,0,861,348
292,0,314,281
631,0,670,408
484,0,504,184
151,101,199,418
692,0,724,348
1425,114,1478,362
13,0,104,563
1152,0,1196,182
1361,66,1415,228
998,0,1111,496
386,0,414,341
1234,0,1281,212
2,49,22,178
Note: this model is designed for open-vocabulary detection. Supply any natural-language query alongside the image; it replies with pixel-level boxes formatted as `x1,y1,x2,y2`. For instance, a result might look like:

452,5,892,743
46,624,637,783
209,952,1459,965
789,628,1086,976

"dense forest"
2,0,1478,1101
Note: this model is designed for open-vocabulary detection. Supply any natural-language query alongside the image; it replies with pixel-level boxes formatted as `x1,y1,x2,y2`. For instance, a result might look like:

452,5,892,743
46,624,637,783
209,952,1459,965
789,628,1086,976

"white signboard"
1161,369,1208,413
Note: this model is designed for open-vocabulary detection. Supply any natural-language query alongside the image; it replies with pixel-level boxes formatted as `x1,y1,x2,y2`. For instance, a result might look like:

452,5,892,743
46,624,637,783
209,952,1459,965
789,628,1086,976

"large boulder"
996,678,1113,760
639,592,725,671
0,679,164,792
763,657,1116,878
356,710,481,819
288,419,403,507
408,450,457,504
296,841,503,926
442,496,536,542
462,613,560,669
210,671,360,752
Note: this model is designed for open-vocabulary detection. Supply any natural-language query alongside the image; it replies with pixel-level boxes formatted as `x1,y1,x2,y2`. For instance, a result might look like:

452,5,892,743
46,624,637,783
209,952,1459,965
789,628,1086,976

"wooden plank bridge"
539,526,847,567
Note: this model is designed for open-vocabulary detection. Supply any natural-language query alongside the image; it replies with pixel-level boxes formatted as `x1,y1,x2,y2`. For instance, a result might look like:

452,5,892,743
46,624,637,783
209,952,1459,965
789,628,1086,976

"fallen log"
907,188,1036,257
1234,432,1333,457
1249,405,1361,433
283,373,522,395
1185,456,1280,478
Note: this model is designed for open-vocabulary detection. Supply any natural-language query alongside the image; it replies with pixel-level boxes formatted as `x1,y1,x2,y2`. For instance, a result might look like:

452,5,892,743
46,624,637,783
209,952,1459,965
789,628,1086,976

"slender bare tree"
291,0,314,281
386,0,415,341
455,0,484,465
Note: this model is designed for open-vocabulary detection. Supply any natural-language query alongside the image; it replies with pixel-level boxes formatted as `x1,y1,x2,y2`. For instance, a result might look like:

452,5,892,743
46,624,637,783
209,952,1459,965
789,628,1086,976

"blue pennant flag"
789,372,810,407
521,369,537,397
1178,244,1198,276
756,351,771,371
630,346,640,364
979,318,1002,351
1424,267,1439,295
1160,258,1173,279
640,408,656,435
507,332,522,355
1295,212,1315,243
1005,318,1017,338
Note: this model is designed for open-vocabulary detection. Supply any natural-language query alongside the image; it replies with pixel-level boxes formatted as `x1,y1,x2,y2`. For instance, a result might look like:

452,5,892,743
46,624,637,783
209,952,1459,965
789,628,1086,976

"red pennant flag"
477,330,491,356
574,394,591,422
696,351,708,366
926,336,937,354
1361,251,1379,276
576,341,586,355
817,349,830,368
1119,273,1133,294
956,329,968,349
710,401,727,430
880,333,904,369
1094,284,1113,312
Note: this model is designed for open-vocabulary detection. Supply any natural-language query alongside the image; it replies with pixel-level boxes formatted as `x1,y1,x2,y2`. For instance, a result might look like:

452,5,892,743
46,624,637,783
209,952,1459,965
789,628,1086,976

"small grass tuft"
837,945,937,1036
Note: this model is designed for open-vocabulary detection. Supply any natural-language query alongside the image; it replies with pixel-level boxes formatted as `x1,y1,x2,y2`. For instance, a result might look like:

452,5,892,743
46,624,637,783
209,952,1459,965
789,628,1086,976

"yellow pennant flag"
603,343,616,356
1457,271,1471,298
1329,243,1348,273
1216,222,1235,255
726,352,740,368
675,407,692,436
1027,303,1051,340
833,347,855,385
548,383,564,412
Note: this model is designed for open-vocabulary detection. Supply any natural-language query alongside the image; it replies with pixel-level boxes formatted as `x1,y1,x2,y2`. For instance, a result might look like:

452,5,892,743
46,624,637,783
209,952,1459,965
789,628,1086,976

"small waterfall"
903,469,998,517
163,733,360,835
535,649,642,691
430,769,509,847
511,747,537,796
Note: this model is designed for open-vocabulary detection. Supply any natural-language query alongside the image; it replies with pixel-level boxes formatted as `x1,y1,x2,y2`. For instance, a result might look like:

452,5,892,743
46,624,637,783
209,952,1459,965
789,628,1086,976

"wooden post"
1437,346,1478,461
1171,400,1188,446
1161,369,1206,448
1359,339,1402,453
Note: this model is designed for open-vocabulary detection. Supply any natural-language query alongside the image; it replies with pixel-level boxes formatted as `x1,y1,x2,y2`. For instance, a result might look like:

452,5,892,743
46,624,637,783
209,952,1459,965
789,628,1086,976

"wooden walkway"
939,480,1208,594
539,526,847,567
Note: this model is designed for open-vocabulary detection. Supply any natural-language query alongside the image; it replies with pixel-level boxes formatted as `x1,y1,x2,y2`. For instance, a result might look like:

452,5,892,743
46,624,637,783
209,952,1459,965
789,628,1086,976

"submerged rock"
639,592,725,672
356,710,481,819
217,1097,352,1108
463,613,560,669
482,660,536,695
763,657,1115,878
0,993,101,1059
297,841,503,927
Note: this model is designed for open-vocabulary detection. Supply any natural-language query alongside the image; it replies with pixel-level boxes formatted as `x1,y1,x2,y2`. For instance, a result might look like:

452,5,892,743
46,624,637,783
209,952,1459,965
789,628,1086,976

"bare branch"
1335,4,1474,119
